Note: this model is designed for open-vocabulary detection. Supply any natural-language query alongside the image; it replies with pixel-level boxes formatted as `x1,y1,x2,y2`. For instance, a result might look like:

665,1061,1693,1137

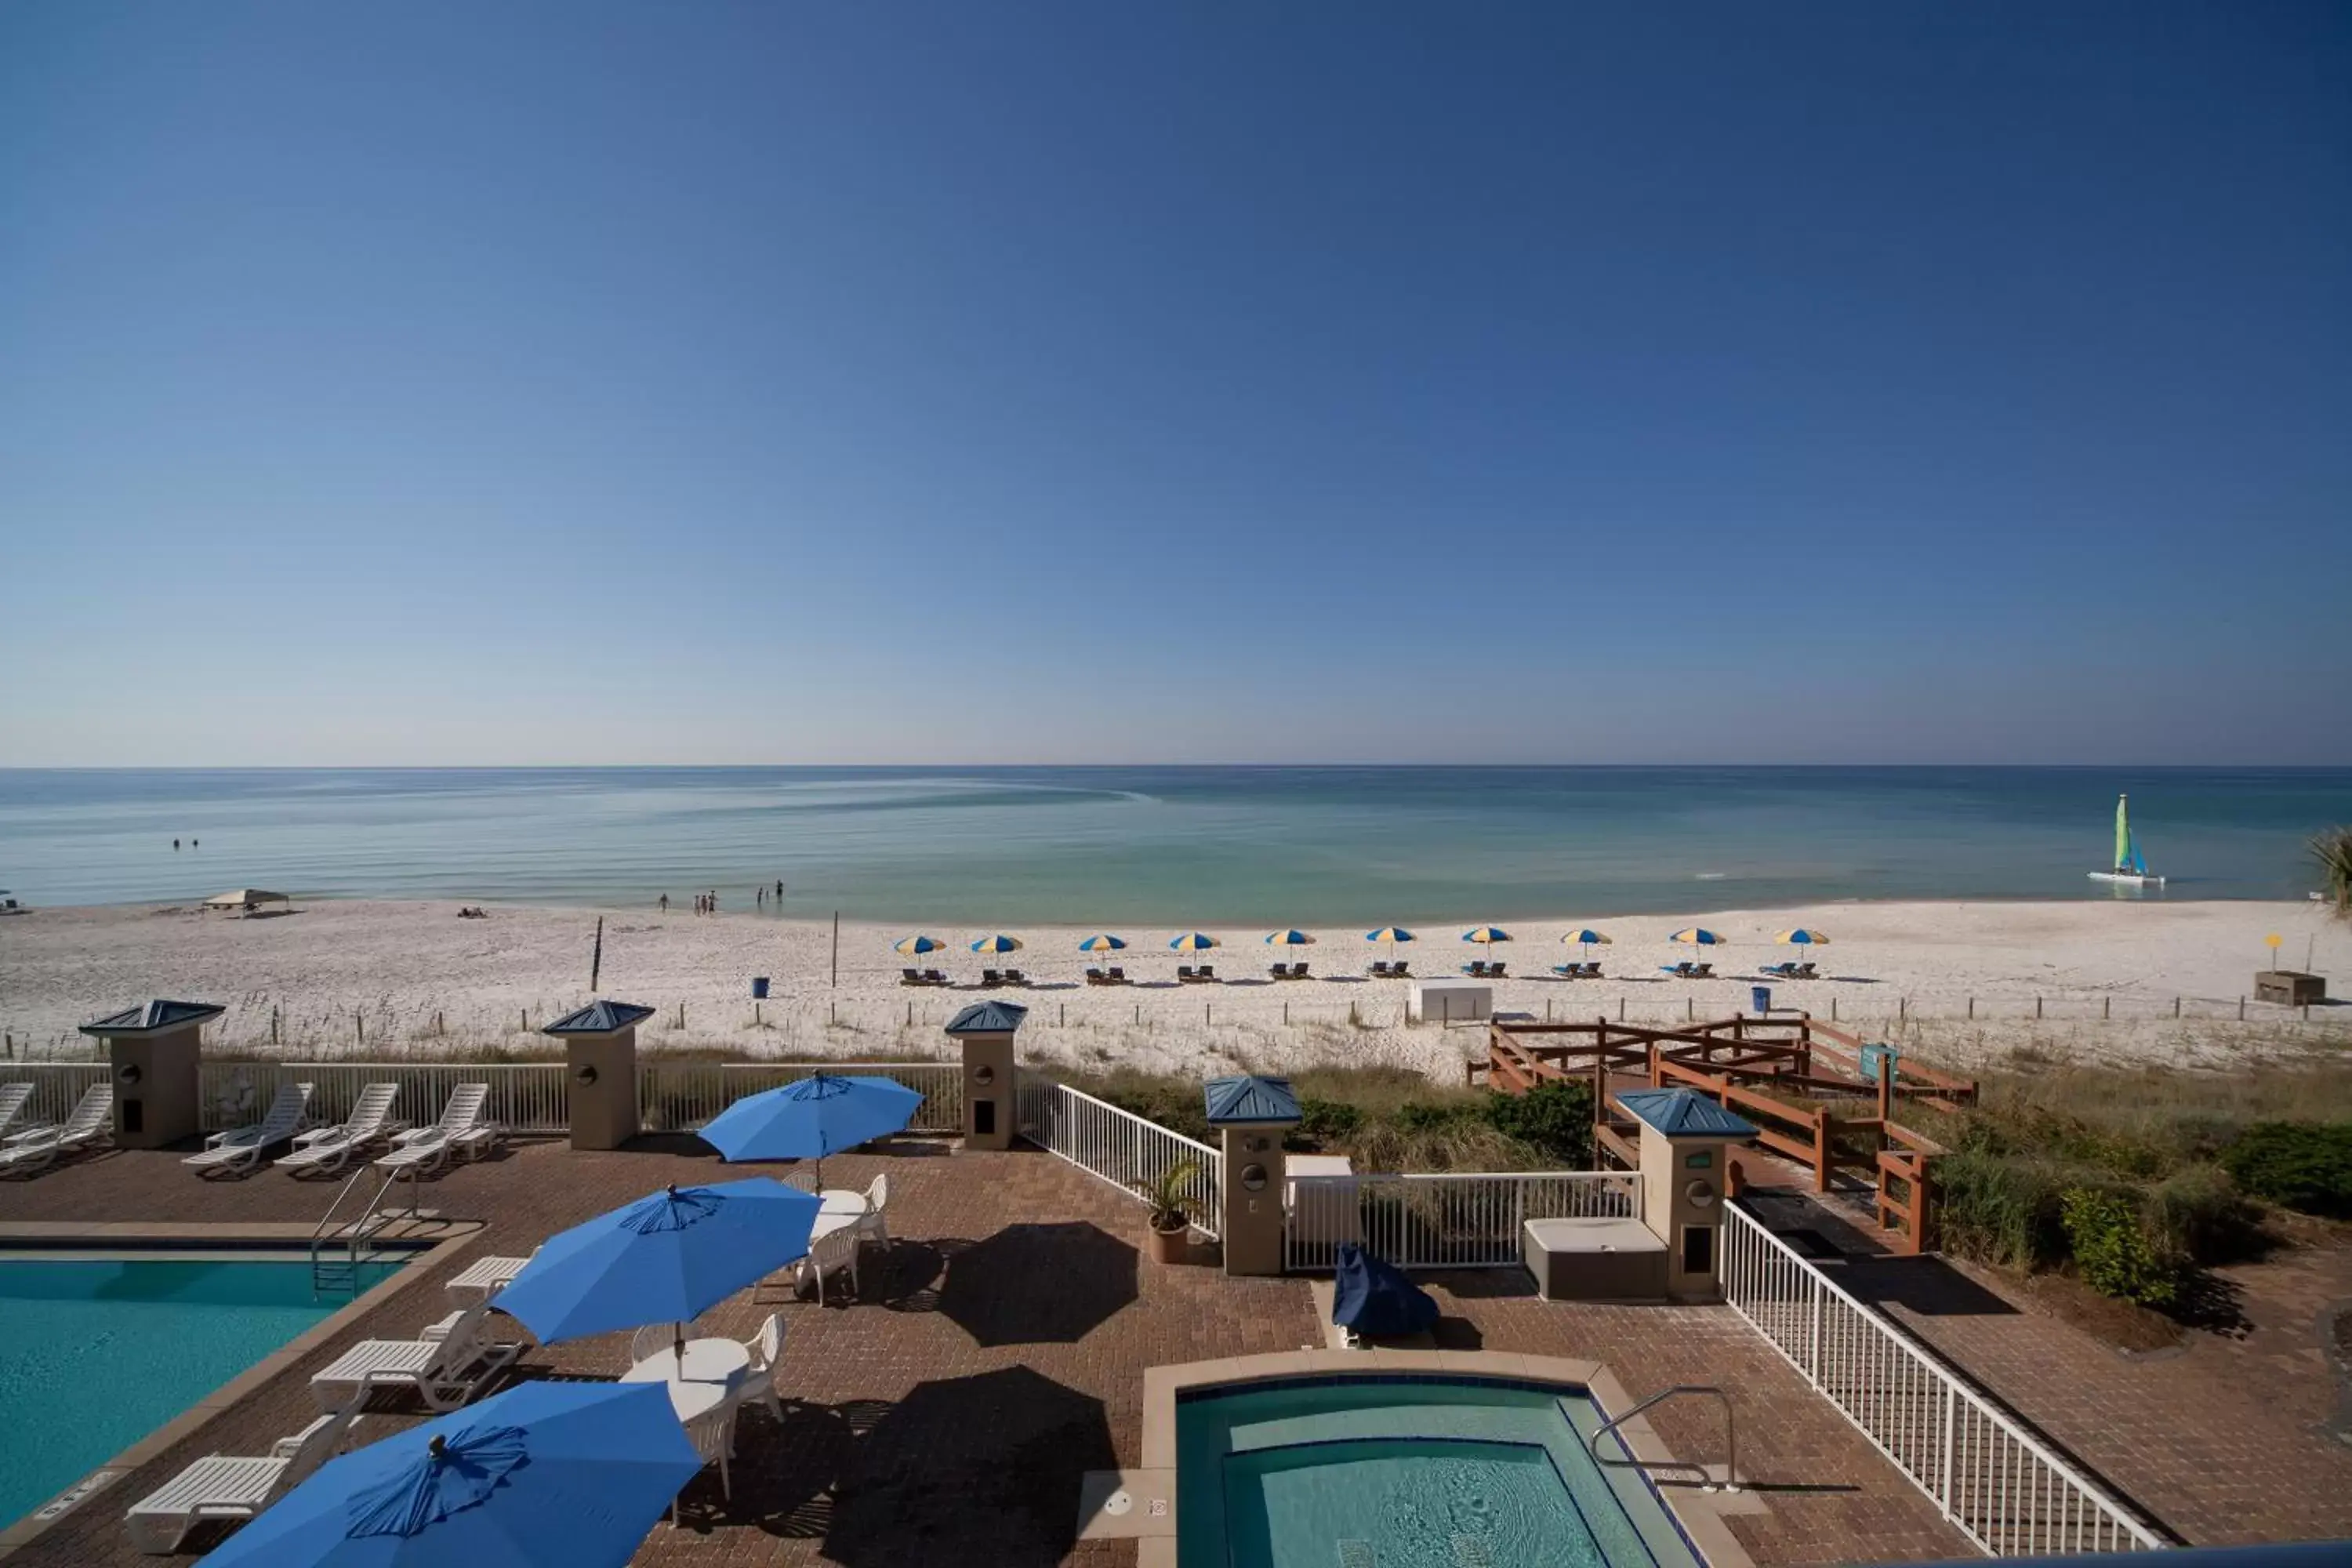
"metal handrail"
307,1164,401,1294
1588,1384,1739,1494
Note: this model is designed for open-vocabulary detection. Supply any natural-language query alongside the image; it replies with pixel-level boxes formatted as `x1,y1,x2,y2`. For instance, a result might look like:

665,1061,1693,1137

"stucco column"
542,1002,654,1151
946,1001,1027,1151
79,1000,223,1149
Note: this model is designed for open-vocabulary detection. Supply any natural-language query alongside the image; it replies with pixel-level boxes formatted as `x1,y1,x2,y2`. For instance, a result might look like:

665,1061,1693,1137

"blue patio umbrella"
194,1380,699,1568
493,1178,818,1352
696,1072,924,1186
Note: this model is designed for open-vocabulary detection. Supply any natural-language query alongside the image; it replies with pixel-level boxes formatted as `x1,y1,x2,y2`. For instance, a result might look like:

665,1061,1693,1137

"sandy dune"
2,898,2345,1080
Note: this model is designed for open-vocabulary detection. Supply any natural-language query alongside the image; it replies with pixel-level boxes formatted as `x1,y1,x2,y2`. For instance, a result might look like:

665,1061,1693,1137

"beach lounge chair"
1269,963,1290,981
980,968,1003,989
1003,968,1026,986
1197,964,1218,982
308,1301,519,1413
901,967,924,986
1549,963,1577,978
1581,961,1603,978
1791,960,1817,979
1690,962,1715,979
0,1083,32,1140
1367,961,1389,978
124,1403,365,1554
0,1084,113,1176
1106,966,1128,984
372,1083,495,1178
736,1312,787,1425
1086,967,1106,985
1462,960,1489,978
183,1082,314,1178
1177,964,1197,982
277,1083,405,1178
924,968,947,985
1391,960,1410,977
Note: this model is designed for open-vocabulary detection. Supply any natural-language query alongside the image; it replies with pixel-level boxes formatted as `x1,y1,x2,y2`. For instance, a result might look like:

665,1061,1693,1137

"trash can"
1751,985,1771,1014
750,977,770,1000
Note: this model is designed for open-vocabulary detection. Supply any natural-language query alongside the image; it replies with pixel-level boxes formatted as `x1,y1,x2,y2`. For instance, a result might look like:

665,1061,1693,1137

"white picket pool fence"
3,1062,110,1127
1017,1076,1224,1240
638,1061,963,1134
1722,1201,2166,1555
1283,1170,1641,1272
198,1062,571,1134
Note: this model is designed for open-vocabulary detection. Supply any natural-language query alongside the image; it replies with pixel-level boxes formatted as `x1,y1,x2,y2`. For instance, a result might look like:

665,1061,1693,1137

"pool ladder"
307,1167,401,1298
1587,1385,1740,1494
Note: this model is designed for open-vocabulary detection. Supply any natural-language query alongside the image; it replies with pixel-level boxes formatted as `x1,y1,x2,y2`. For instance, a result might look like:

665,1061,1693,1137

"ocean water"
0,767,2343,924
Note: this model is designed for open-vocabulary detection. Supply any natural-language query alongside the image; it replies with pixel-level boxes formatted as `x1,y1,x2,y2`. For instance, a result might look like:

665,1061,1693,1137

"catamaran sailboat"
2089,793,2165,887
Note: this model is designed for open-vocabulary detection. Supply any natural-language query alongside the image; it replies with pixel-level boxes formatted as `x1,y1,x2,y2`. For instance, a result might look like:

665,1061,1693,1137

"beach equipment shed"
202,888,291,916
81,999,224,1149
1204,1075,1301,1278
947,999,1027,1149
542,1000,656,1151
1617,1087,1756,1301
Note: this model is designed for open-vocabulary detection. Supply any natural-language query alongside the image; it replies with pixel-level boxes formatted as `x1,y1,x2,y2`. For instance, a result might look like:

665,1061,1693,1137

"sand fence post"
2035,996,2042,1020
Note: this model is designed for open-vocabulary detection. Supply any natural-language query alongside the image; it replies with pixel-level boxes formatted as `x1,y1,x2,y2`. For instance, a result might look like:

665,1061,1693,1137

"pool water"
1178,1378,1701,1568
0,1257,400,1527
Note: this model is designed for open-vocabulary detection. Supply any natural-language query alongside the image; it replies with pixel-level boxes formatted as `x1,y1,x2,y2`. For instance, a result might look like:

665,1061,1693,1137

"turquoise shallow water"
0,1258,396,1526
0,766,2343,923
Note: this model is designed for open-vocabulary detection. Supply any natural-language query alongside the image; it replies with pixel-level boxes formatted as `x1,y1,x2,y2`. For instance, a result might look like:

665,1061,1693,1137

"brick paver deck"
1,1139,1967,1566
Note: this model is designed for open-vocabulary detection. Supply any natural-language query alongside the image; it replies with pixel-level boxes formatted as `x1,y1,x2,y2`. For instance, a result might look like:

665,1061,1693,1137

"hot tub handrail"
1588,1384,1738,1494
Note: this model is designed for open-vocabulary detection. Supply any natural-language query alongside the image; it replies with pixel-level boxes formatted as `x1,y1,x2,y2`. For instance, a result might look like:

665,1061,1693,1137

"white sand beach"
2,898,2345,1080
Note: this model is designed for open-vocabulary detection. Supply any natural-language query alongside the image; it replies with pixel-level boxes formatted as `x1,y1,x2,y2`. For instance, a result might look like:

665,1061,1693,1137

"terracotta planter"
1147,1221,1189,1265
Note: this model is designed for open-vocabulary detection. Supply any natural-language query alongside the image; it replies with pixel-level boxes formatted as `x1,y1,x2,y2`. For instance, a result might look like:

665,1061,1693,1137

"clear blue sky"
3,2,2347,765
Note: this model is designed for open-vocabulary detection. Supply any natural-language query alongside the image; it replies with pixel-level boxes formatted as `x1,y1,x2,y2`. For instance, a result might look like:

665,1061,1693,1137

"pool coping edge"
0,1218,485,1559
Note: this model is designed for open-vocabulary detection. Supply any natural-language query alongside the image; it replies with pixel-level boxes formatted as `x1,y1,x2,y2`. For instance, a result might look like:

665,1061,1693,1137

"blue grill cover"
1330,1243,1439,1337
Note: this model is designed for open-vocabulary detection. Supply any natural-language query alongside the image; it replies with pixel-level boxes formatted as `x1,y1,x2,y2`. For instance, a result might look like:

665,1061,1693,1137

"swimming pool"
1178,1377,1704,1568
0,1255,402,1528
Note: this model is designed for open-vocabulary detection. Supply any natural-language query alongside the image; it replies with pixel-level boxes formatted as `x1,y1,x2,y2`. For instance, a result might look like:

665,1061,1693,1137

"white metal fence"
638,1062,962,1134
3,1062,109,1127
1016,1077,1225,1240
1284,1171,1642,1272
1721,1201,2166,1555
198,1062,571,1134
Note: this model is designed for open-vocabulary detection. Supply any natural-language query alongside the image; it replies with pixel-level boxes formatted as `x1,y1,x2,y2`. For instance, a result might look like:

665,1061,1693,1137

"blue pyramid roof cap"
1617,1087,1757,1138
945,1000,1029,1035
1204,1074,1301,1126
80,999,225,1036
541,1000,657,1036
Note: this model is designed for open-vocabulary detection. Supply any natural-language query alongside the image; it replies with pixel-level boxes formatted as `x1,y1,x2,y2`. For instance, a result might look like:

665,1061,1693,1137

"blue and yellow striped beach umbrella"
893,934,945,956
1773,928,1830,946
1462,926,1512,945
1079,934,1127,953
969,934,1024,955
1263,930,1316,946
1168,932,1221,952
1671,927,1724,946
1365,927,1416,946
1562,928,1613,952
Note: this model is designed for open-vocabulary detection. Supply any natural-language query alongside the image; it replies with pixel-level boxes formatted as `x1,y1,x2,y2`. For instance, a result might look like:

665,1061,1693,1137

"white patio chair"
372,1083,492,1178
796,1224,861,1306
278,1083,405,1177
0,1085,113,1176
736,1312,786,1425
670,1402,738,1525
124,1400,363,1553
442,1247,537,1305
307,1301,519,1412
855,1173,891,1250
0,1083,33,1139
183,1082,314,1176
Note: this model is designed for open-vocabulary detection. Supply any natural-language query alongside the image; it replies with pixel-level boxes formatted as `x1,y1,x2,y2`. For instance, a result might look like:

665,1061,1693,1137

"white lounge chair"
0,1084,114,1176
277,1083,405,1177
737,1312,786,1425
0,1083,33,1139
372,1083,496,1178
183,1082,314,1176
124,1402,363,1554
672,1402,738,1525
442,1247,537,1305
307,1301,519,1412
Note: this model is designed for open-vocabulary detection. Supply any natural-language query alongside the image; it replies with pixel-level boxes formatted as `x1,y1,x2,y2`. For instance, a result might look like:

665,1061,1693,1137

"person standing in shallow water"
172,839,180,851
659,893,669,913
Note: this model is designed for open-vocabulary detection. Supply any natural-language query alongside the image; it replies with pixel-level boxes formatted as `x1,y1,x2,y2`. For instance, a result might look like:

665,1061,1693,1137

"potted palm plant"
1138,1159,1200,1265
